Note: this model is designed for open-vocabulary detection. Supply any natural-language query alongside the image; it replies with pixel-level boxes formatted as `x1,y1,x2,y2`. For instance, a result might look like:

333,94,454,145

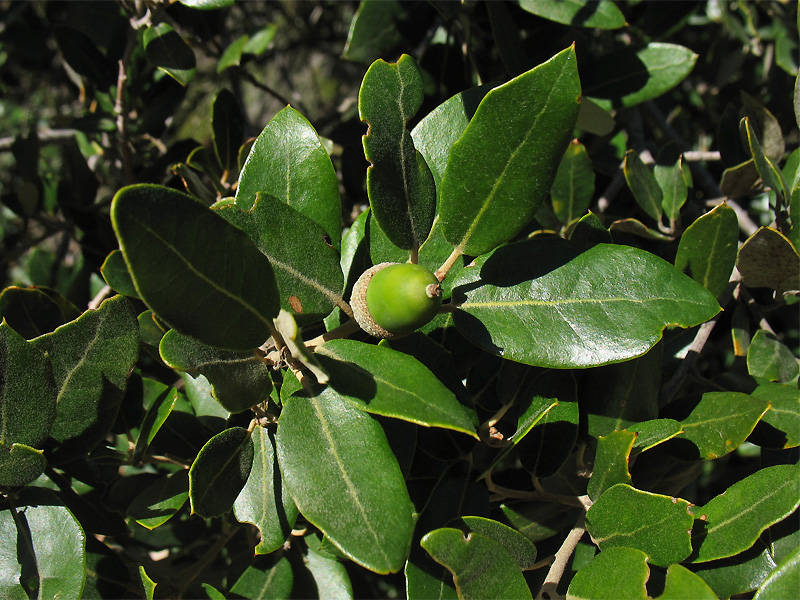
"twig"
535,513,587,600
435,247,464,282
115,25,139,185
88,285,113,310
304,319,361,348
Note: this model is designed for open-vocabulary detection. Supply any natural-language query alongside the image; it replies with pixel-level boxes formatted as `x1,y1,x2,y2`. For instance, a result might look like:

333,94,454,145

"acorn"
351,262,443,339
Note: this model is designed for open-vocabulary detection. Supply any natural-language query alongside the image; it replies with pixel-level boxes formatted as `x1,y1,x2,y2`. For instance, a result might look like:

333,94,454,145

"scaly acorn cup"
351,262,443,339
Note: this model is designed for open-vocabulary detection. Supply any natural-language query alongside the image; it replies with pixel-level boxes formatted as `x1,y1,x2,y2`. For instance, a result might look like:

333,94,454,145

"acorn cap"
350,262,403,339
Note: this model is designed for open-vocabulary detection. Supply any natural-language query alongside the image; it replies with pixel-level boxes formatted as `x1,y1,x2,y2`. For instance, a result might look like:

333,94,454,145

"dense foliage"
1,1,798,599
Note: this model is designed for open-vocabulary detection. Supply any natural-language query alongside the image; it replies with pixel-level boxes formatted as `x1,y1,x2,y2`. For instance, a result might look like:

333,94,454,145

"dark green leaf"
128,470,189,530
0,509,28,599
656,156,689,222
753,544,800,600
690,464,800,563
452,238,720,368
675,203,739,299
101,250,140,299
277,392,414,573
551,139,595,225
585,43,698,110
421,528,533,600
189,427,254,518
216,35,249,72
737,226,800,295
743,117,790,212
586,484,693,566
343,0,405,64
659,564,718,599
230,557,293,599
740,91,786,162
32,295,138,461
568,211,613,248
587,430,635,500
624,150,663,221
216,194,344,320
359,54,436,251
235,106,342,249
0,322,57,486
454,517,538,570
314,339,478,437
111,184,280,350
751,382,800,448
747,330,800,383
233,425,299,554
143,23,196,86
680,391,770,460
690,541,777,598
628,419,683,452
439,46,581,256
132,380,179,464
609,217,673,241
160,329,272,413
411,85,492,192
567,547,649,599
519,0,626,29
2,488,86,599
212,89,244,174
720,158,760,198
302,543,354,600
0,286,80,340
53,26,115,87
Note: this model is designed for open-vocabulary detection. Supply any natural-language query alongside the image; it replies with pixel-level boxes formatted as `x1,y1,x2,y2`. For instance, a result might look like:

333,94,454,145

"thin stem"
535,513,587,600
435,247,464,282
304,319,361,348
115,24,139,185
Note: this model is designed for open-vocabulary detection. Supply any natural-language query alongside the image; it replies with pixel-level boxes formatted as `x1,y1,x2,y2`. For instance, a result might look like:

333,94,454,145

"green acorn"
351,262,443,339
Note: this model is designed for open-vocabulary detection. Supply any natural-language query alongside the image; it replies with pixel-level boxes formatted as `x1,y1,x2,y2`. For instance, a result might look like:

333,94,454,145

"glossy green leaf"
452,238,720,368
747,330,800,383
585,43,698,110
230,557,293,600
189,427,254,519
740,91,785,162
359,54,436,251
737,226,800,295
343,0,404,64
519,0,626,29
276,392,414,574
0,286,81,339
411,85,492,192
216,34,249,72
1,488,86,600
659,564,717,600
302,543,354,600
628,419,683,452
140,566,156,600
454,517,537,570
675,203,739,299
439,46,581,256
753,544,800,600
143,23,196,86
421,528,533,600
690,464,800,563
233,425,299,554
680,391,770,460
720,158,760,198
160,329,272,413
656,156,689,222
111,184,280,351
32,295,138,461
132,380,179,464
405,551,458,600
314,339,478,437
609,217,673,241
235,106,341,249
587,430,635,500
743,117,789,211
566,547,649,600
751,382,800,448
100,250,139,299
0,322,57,486
586,484,693,567
624,150,663,221
212,89,244,174
216,193,344,320
568,210,613,248
551,139,595,225
127,470,189,530
690,541,776,597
